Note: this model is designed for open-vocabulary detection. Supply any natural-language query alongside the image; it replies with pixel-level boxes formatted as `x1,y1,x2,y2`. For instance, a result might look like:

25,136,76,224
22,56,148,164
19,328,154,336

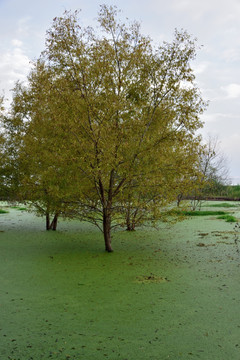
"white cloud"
171,0,240,21
0,44,31,101
192,61,210,75
221,83,240,99
201,112,231,123
221,133,240,181
170,0,226,22
11,39,23,47
17,16,31,36
222,48,240,63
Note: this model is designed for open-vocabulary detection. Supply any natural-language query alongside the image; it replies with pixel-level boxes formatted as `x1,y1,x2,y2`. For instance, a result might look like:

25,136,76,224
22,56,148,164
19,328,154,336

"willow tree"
10,5,207,251
0,95,25,200
0,97,7,199
4,67,82,230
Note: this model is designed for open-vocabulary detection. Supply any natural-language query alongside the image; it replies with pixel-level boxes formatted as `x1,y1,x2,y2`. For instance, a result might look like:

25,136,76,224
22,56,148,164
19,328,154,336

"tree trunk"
126,207,136,231
126,223,132,231
126,207,132,231
126,222,136,231
46,212,51,230
46,213,58,231
131,221,135,231
177,193,183,207
50,213,58,231
103,208,113,252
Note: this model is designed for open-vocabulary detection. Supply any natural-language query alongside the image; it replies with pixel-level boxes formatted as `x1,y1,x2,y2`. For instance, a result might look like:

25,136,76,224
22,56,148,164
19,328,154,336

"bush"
208,202,239,208
175,210,227,217
227,185,240,199
0,209,9,214
217,214,238,223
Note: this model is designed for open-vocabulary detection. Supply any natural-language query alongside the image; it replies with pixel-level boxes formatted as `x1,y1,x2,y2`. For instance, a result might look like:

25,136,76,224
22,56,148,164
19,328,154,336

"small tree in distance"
190,135,229,210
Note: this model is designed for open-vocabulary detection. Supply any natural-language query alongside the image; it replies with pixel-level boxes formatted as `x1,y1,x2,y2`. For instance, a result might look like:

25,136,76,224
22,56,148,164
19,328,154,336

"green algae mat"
0,203,240,360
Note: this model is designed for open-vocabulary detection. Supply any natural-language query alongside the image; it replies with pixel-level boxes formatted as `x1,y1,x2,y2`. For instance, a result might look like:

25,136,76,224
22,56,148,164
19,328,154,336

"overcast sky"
0,0,239,183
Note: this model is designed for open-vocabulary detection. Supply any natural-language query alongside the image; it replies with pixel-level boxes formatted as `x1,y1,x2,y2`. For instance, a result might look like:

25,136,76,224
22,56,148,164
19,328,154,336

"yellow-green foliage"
3,5,207,249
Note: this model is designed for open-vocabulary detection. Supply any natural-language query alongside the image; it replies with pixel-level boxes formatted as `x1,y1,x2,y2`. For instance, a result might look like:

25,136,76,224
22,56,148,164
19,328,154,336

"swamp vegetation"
0,201,239,359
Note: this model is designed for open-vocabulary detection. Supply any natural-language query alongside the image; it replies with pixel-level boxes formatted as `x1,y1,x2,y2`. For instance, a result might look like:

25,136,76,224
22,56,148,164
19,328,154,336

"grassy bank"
0,203,240,359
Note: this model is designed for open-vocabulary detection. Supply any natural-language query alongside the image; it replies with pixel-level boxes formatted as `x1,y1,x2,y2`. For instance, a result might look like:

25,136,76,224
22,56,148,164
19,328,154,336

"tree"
0,95,23,200
5,71,79,230
119,138,203,230
189,135,229,209
7,5,207,251
0,96,7,199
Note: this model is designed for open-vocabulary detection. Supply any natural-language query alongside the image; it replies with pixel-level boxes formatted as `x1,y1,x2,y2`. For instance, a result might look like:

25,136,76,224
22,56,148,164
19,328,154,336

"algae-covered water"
0,203,240,359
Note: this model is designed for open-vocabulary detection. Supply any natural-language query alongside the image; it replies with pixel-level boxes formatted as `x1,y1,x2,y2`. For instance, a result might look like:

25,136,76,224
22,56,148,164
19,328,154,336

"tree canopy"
1,5,207,251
